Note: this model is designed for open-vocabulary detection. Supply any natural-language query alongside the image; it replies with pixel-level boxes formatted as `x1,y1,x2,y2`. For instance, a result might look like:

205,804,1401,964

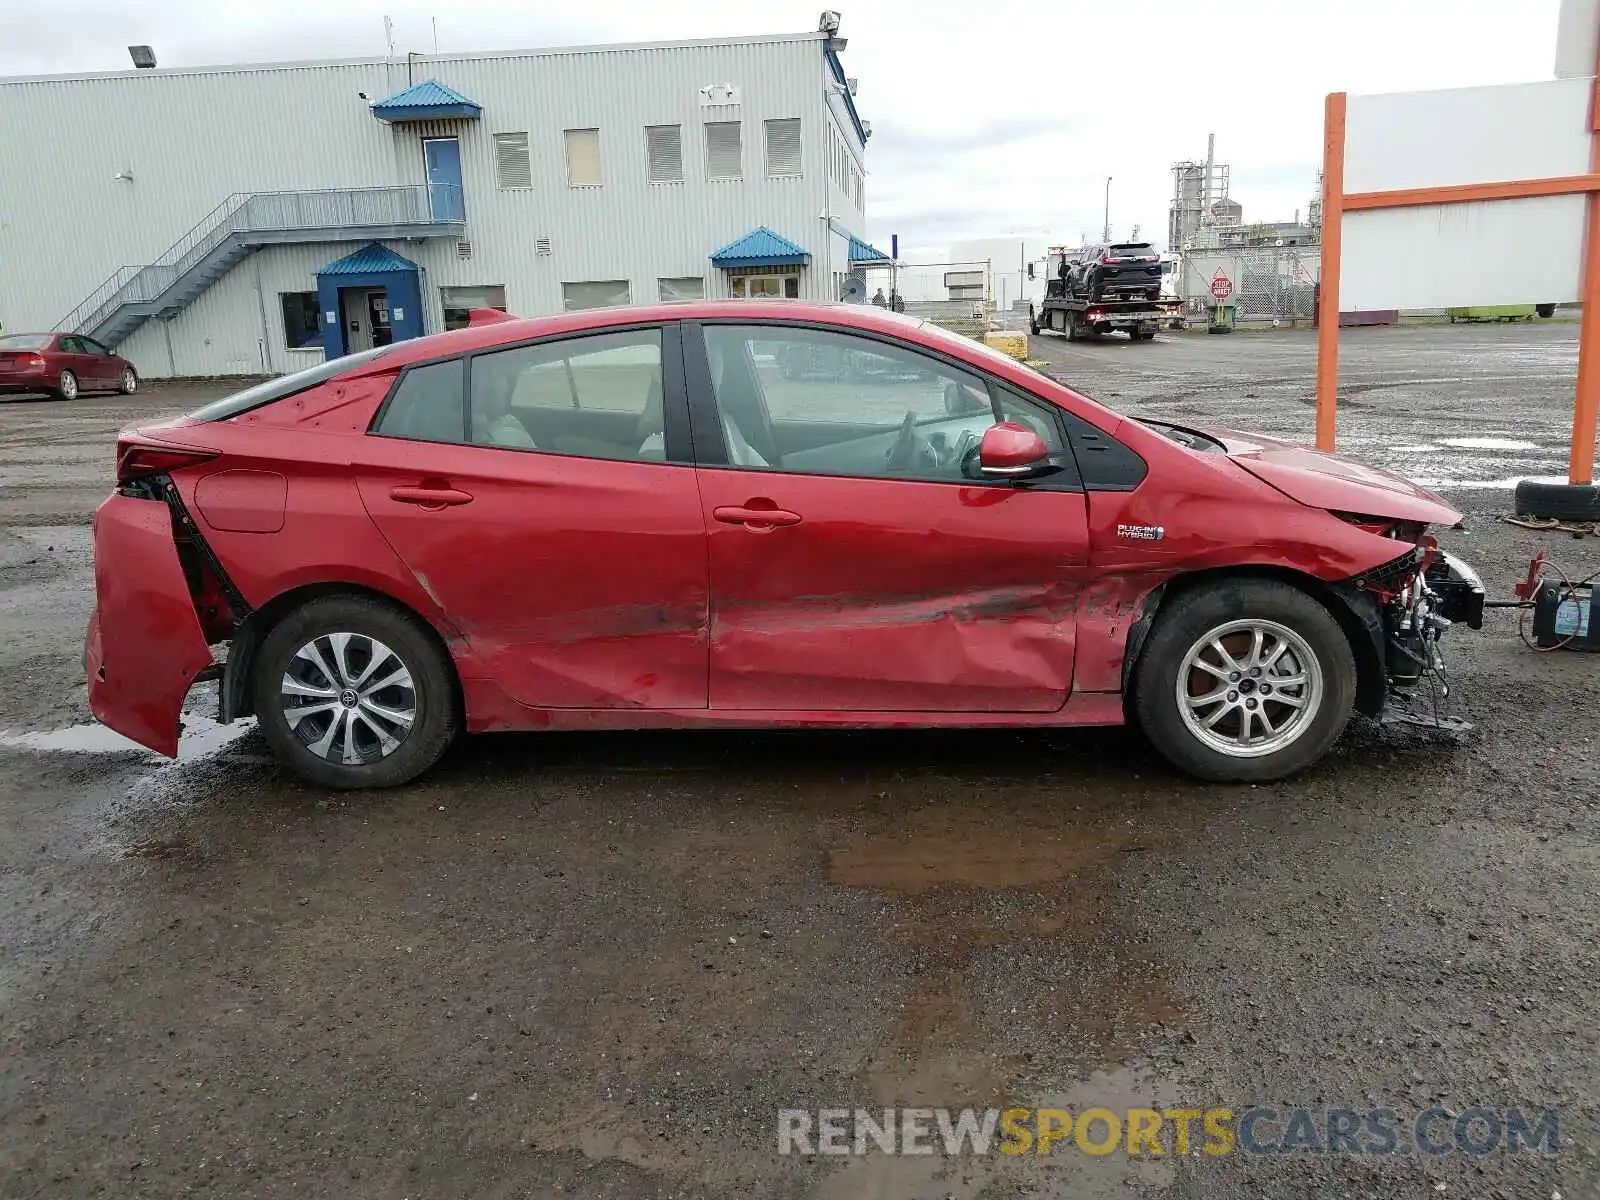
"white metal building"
0,26,880,378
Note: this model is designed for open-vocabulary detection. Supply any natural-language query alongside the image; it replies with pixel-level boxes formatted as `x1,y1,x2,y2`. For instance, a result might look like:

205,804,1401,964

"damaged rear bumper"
84,493,215,756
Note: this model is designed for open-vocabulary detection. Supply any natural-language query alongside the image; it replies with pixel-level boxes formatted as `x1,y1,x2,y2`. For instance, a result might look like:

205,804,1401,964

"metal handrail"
58,185,464,333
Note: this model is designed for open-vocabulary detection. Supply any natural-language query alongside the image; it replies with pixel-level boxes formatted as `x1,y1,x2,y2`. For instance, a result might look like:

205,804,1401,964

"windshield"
0,334,52,350
187,346,394,421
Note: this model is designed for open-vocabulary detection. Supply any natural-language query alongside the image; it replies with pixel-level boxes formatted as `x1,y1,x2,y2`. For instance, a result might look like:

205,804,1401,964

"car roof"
351,301,933,376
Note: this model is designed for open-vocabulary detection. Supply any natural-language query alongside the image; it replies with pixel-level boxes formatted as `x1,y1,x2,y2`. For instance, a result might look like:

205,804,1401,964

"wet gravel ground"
2,325,1599,1199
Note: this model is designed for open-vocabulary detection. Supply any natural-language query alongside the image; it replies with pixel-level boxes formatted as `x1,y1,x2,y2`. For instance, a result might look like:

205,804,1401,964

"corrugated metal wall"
0,33,875,376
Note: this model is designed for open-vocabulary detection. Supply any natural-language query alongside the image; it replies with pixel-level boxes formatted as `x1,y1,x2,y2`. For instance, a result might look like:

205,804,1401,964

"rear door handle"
390,484,474,507
713,504,802,529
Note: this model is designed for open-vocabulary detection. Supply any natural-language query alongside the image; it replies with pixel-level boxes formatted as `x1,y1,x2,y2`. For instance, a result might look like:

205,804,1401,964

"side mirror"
978,421,1053,479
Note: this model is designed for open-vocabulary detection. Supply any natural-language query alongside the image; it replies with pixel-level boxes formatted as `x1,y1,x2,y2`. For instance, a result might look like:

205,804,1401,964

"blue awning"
371,79,482,122
847,234,891,264
317,242,418,276
709,226,810,269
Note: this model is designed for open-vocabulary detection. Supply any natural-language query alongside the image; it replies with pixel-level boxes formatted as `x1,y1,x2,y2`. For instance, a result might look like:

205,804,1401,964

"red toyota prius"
85,302,1483,788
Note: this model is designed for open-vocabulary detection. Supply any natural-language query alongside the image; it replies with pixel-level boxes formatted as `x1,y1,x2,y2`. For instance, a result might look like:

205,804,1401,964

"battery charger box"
1533,580,1600,650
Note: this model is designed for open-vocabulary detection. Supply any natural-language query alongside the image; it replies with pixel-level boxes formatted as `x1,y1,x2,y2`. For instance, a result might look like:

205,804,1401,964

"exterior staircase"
59,186,465,348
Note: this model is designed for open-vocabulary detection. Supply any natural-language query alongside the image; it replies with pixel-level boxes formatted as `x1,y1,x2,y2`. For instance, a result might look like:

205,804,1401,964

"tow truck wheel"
1133,579,1357,782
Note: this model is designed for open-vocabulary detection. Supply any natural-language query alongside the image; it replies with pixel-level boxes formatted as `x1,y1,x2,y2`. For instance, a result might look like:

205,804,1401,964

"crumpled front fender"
85,494,213,756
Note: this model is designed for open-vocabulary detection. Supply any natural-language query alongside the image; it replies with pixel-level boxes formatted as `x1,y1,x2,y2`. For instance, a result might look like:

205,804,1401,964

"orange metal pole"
1315,92,1346,452
1569,66,1600,484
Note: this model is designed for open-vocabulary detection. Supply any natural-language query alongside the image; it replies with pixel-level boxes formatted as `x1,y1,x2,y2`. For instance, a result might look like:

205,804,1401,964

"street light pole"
1103,176,1112,242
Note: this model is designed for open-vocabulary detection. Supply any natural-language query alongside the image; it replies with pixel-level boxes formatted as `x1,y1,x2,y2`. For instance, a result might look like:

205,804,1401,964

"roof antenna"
383,14,395,57
432,17,439,53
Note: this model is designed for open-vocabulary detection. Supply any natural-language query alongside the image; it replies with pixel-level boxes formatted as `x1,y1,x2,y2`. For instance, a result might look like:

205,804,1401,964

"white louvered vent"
764,118,802,177
456,240,473,259
704,121,742,180
645,124,684,183
536,236,552,256
493,132,532,189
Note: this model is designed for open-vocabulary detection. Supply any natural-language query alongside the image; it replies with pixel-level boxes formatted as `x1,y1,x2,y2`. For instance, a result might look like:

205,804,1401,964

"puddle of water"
1436,436,1540,451
0,713,254,761
1411,473,1568,491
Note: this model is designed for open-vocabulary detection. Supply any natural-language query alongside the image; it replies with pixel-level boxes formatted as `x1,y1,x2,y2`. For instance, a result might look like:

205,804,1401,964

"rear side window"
373,359,467,444
188,346,393,421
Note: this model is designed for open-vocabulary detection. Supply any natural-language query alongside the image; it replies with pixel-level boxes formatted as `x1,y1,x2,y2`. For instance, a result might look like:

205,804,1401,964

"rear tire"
56,370,78,400
252,594,459,789
119,366,138,394
1133,579,1357,782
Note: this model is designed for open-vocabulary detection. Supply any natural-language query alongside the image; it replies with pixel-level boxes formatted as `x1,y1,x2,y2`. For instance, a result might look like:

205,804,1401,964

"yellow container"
982,330,1029,360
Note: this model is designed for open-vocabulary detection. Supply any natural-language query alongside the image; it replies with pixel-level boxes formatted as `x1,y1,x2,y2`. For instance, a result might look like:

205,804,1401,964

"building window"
764,117,802,177
564,128,602,187
493,132,532,189
658,276,705,302
279,292,321,349
704,121,742,180
561,280,631,311
645,124,684,183
730,275,799,299
440,285,507,331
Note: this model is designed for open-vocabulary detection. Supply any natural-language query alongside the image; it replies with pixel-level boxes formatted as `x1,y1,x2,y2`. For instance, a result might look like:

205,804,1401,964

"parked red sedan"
0,332,139,399
84,302,1483,788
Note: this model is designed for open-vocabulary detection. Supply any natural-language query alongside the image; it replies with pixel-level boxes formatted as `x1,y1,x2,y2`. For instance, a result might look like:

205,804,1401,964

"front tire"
56,370,78,400
1133,579,1357,782
252,595,459,789
120,366,138,394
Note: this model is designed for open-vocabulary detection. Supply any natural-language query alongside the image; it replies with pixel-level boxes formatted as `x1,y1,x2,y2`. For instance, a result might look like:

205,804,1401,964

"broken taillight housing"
116,442,217,486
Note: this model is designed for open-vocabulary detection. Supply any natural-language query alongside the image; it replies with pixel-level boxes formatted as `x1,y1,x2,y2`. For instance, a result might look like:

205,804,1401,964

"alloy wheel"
280,632,416,765
122,368,138,394
1175,618,1323,759
59,371,77,400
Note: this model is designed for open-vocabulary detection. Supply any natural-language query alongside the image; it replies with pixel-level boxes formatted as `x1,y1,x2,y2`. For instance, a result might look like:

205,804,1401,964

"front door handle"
713,503,802,530
390,484,474,508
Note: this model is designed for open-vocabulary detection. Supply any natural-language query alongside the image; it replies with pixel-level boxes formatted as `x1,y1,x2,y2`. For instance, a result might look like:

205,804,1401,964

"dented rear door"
85,494,214,755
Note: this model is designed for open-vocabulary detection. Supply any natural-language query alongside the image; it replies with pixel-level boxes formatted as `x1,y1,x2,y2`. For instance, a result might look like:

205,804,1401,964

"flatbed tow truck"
1029,244,1183,341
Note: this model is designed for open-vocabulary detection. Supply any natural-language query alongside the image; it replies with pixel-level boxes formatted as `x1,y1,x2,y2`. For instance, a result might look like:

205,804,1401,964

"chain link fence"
1179,246,1320,325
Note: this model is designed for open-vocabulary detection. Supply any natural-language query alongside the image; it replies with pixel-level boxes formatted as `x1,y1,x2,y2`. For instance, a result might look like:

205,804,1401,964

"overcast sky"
0,0,1562,253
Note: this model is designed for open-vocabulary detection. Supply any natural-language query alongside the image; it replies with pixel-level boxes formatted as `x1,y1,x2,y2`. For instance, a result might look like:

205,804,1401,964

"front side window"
280,292,321,349
469,328,665,461
441,285,508,331
696,324,1072,484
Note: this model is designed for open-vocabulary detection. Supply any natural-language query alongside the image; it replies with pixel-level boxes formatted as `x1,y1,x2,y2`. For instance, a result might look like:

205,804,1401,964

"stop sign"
1210,271,1234,300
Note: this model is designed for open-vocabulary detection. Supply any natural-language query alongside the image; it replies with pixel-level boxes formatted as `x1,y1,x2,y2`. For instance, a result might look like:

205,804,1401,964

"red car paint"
0,332,134,395
85,301,1461,756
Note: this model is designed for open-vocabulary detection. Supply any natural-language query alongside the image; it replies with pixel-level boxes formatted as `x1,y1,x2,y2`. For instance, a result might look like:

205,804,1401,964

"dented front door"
698,469,1090,712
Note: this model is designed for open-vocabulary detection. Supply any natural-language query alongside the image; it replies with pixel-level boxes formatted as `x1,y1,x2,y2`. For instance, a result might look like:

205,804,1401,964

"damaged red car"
85,302,1484,788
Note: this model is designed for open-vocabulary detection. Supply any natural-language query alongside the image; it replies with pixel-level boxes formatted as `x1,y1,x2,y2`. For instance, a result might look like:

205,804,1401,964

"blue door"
423,137,464,221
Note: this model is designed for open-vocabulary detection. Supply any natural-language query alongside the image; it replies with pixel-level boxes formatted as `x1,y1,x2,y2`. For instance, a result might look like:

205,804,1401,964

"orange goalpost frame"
1314,52,1600,486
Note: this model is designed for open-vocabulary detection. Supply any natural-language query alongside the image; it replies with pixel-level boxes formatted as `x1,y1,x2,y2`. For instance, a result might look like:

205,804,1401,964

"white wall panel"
1342,196,1586,309
1344,79,1593,192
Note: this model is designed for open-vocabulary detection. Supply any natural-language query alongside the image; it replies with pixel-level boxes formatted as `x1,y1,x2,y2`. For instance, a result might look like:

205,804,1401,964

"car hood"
1196,426,1462,526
